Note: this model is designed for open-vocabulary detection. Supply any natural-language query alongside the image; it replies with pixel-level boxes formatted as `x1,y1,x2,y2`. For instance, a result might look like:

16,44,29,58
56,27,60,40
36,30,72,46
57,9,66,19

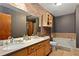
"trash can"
50,40,57,50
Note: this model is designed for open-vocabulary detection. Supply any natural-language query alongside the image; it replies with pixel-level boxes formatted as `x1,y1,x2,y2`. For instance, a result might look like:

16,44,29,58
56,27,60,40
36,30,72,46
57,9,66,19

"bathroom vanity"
0,36,52,56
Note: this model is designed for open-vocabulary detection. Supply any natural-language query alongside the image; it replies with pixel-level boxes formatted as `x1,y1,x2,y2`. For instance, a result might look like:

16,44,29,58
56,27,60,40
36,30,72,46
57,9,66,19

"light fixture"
55,3,62,6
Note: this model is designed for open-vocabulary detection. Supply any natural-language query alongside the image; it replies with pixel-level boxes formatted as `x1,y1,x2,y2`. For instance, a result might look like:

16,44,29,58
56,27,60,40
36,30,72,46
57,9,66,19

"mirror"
26,15,39,36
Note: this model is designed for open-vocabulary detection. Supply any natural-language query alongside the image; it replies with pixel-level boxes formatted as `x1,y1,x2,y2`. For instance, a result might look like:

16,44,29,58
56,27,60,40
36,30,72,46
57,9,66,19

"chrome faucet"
23,34,26,40
9,36,14,43
28,36,31,40
23,34,31,40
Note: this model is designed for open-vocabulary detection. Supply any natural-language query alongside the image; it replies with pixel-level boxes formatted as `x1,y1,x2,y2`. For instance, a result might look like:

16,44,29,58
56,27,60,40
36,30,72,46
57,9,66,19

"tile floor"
49,48,79,56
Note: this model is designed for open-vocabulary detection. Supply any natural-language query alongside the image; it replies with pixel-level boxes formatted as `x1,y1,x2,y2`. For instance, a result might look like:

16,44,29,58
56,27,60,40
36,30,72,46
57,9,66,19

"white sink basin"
2,37,47,51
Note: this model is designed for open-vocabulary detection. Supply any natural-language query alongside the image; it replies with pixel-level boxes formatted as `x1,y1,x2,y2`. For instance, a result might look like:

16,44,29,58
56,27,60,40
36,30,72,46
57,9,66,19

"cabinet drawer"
37,47,44,56
27,44,38,54
36,42,44,49
27,52,36,56
27,40,47,55
10,48,28,56
43,39,50,45
43,39,51,55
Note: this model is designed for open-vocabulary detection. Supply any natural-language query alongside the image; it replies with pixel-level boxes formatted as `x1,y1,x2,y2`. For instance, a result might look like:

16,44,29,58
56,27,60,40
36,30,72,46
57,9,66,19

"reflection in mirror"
0,5,29,38
26,15,39,36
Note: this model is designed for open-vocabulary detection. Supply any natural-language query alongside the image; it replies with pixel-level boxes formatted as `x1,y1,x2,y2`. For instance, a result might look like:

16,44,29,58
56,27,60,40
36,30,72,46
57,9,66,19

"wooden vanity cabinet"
44,39,51,55
27,44,37,56
36,41,45,56
27,41,45,56
10,48,28,56
36,46,44,56
9,39,51,56
27,39,51,56
28,52,36,56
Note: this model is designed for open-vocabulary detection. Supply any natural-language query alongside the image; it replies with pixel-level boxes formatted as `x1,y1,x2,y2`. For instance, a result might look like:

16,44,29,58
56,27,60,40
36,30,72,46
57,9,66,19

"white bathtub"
52,38,76,49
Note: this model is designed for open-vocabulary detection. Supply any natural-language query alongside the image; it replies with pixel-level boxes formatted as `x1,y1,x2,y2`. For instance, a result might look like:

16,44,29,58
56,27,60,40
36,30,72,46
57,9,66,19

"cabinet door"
45,13,53,27
27,44,37,56
10,48,28,56
39,15,42,27
37,47,44,56
28,52,36,56
0,13,11,39
45,44,51,55
50,14,53,27
43,14,47,26
44,40,51,55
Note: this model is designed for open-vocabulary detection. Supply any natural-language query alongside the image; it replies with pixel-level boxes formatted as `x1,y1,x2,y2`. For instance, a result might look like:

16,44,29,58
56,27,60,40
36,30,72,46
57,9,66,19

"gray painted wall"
0,7,3,12
0,6,27,37
54,14,75,33
76,5,79,48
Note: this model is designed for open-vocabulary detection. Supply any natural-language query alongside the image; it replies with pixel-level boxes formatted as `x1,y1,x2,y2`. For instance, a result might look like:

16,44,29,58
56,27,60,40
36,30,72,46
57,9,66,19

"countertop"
0,36,49,56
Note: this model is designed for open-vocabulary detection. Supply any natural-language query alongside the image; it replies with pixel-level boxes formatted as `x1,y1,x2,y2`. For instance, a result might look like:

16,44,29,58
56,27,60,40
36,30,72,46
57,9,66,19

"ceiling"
39,3,79,17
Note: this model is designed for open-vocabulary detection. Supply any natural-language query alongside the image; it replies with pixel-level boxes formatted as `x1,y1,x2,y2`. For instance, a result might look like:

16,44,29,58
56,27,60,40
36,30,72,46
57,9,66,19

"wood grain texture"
8,39,51,56
10,48,28,56
0,13,11,40
27,21,34,36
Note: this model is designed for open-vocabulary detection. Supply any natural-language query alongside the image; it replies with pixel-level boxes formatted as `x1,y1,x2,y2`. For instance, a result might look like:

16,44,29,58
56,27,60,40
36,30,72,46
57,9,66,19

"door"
0,13,11,40
27,21,34,36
